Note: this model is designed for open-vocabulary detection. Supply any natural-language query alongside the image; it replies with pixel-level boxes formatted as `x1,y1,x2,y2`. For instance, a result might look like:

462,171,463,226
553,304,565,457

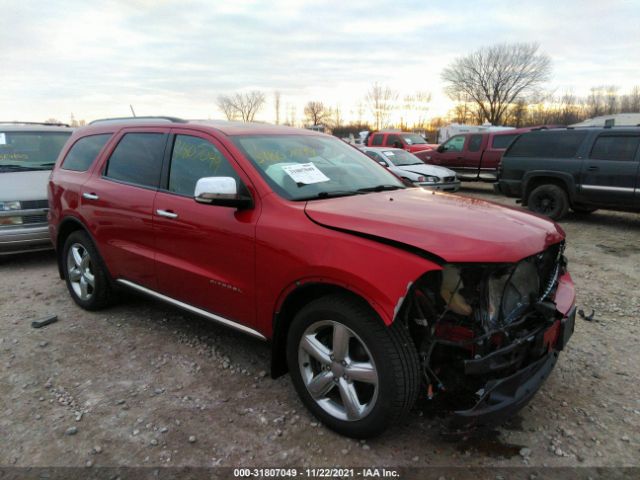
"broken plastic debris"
578,309,595,321
31,315,58,329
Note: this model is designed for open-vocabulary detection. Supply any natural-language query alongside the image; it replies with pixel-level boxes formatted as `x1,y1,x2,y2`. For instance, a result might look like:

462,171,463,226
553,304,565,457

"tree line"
51,43,639,132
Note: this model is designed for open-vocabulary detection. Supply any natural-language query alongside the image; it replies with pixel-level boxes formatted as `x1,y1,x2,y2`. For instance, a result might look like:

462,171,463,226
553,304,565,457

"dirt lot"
1,183,639,474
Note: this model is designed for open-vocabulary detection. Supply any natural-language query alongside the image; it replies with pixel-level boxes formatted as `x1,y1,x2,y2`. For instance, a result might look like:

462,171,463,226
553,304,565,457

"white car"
362,147,460,192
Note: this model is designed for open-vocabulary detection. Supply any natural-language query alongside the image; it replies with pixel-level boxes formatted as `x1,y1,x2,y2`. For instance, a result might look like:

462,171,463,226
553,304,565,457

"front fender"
255,224,442,338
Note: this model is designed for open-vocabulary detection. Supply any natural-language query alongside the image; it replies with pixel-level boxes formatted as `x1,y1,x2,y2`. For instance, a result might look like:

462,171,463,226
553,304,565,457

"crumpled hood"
305,189,565,264
0,170,50,201
396,163,456,178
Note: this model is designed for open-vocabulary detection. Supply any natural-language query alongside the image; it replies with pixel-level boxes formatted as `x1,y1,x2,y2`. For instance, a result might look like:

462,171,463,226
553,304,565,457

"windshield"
0,131,71,172
401,133,427,145
234,135,405,200
380,149,423,166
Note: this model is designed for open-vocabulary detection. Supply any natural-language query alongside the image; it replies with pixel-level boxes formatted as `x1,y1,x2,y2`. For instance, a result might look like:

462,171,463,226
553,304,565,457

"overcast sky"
1,0,638,124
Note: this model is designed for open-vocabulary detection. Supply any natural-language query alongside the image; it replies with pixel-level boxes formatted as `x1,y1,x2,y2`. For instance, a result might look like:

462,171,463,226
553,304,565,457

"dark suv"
496,128,640,220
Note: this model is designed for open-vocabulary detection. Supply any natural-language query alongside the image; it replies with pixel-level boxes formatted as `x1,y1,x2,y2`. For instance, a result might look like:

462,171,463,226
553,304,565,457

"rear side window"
104,133,166,188
372,134,383,146
168,135,240,196
61,134,111,172
590,135,640,161
506,131,587,158
491,134,518,149
468,134,483,152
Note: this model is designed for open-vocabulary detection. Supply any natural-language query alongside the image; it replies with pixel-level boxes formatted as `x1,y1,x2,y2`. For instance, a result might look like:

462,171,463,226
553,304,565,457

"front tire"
286,294,420,438
527,184,569,220
62,231,113,310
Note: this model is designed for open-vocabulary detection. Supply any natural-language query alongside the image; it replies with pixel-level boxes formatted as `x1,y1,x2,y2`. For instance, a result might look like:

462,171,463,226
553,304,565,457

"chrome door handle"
156,209,178,219
82,192,99,200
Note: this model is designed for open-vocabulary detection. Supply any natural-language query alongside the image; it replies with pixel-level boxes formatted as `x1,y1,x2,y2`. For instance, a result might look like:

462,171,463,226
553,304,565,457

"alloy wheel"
66,243,95,301
298,320,378,421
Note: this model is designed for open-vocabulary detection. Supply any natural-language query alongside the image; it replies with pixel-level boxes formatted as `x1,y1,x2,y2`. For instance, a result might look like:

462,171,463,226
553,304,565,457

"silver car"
0,123,73,255
362,147,460,192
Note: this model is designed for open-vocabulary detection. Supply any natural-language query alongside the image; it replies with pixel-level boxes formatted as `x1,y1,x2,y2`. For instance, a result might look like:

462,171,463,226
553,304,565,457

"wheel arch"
270,282,392,379
55,216,112,283
522,171,576,206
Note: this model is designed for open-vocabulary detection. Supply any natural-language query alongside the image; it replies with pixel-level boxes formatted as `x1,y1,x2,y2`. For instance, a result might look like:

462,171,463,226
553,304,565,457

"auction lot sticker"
282,163,330,184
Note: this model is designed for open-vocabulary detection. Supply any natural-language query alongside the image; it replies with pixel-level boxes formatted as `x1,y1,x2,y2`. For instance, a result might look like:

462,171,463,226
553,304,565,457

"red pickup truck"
415,128,533,182
366,131,438,153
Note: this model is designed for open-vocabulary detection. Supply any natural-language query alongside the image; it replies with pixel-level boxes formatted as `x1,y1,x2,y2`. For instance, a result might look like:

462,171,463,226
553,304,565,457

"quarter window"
168,135,240,196
590,135,640,161
62,134,111,172
104,133,166,188
506,131,587,158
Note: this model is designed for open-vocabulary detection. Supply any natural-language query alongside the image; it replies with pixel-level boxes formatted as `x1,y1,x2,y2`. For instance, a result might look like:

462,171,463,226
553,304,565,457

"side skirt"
116,279,267,341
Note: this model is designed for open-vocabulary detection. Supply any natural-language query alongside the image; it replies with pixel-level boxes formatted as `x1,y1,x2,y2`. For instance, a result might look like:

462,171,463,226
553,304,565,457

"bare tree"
331,105,343,129
44,118,63,125
70,113,86,127
402,91,432,129
604,86,619,115
365,83,398,130
216,95,238,121
442,43,551,125
586,87,606,118
216,91,266,122
505,99,528,127
355,101,366,124
274,91,281,125
304,101,331,126
621,85,640,113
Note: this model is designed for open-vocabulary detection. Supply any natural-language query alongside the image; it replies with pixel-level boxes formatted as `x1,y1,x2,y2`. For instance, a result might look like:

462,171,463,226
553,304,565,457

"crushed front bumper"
450,306,576,431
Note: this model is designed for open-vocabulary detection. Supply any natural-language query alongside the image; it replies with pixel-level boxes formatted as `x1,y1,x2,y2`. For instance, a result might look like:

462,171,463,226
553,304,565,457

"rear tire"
527,184,569,220
62,231,113,310
286,294,420,438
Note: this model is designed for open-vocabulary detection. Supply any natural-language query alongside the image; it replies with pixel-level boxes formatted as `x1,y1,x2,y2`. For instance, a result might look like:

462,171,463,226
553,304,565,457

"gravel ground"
1,183,639,473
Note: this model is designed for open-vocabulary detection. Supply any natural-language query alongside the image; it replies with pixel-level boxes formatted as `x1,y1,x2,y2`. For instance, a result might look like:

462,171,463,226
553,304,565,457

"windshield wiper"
0,164,43,172
357,184,404,193
300,190,363,200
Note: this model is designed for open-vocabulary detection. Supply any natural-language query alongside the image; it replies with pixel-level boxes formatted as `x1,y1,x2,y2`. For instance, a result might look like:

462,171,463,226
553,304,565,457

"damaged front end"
402,242,576,432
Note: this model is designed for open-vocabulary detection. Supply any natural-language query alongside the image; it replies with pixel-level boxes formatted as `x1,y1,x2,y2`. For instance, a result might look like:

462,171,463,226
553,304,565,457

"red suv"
49,117,576,438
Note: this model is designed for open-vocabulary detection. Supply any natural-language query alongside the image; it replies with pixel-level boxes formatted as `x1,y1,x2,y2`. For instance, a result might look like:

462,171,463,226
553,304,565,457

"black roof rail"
89,116,188,125
0,121,71,127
